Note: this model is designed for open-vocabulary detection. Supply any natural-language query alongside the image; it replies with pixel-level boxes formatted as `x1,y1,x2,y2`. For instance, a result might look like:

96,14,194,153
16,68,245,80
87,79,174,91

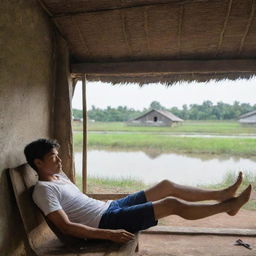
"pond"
74,150,256,186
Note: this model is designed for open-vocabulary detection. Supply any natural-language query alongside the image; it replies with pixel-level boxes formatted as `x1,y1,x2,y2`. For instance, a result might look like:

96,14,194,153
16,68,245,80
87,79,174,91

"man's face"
36,148,62,174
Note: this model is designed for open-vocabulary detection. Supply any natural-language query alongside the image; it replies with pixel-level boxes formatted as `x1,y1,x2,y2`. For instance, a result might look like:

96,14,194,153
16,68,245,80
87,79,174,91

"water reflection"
82,147,256,162
74,149,256,186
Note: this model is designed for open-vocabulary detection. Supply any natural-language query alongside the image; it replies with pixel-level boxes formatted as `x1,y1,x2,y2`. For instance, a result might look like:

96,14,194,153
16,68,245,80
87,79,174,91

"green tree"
150,101,165,110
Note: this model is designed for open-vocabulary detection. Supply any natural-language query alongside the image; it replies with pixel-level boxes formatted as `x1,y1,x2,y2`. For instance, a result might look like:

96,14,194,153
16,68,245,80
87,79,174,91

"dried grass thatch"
39,0,256,84
84,72,255,86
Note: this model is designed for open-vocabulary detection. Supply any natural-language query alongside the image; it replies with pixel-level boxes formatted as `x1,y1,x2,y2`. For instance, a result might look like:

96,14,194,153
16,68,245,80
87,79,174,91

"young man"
24,138,252,244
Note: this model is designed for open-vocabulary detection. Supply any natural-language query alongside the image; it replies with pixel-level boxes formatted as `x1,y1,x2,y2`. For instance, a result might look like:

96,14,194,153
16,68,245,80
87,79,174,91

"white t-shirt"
32,173,112,228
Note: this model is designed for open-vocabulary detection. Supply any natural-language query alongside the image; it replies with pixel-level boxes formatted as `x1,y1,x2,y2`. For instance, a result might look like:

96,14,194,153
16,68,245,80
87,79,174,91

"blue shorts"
98,191,158,233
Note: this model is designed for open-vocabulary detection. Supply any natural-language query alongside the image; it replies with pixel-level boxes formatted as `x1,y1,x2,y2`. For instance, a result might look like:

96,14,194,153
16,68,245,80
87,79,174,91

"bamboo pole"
82,75,87,193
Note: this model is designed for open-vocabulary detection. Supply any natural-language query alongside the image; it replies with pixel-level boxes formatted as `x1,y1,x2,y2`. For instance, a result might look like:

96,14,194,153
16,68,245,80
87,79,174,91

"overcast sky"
72,78,256,110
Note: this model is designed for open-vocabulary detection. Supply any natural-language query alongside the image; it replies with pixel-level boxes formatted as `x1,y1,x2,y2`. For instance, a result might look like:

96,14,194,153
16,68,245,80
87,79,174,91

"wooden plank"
143,226,256,237
71,59,256,75
82,75,87,194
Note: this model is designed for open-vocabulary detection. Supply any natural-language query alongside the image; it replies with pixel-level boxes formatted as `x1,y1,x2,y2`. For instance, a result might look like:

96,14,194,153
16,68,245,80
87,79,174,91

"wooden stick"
71,16,91,56
216,0,233,56
239,0,255,54
143,226,256,236
120,10,132,55
71,78,78,97
52,0,210,18
144,6,150,53
178,5,184,57
82,75,87,193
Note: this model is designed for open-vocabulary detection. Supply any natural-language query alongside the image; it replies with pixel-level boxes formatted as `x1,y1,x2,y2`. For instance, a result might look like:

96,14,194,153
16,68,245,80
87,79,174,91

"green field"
73,120,256,135
73,132,256,156
73,121,256,156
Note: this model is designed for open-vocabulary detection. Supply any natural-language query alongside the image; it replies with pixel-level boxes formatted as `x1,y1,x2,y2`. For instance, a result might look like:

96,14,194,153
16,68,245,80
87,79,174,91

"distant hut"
73,117,83,122
128,109,183,127
238,110,256,124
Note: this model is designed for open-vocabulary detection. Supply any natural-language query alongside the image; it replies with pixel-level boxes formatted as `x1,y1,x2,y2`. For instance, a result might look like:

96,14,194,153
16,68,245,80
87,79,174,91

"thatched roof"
134,109,183,122
39,0,256,84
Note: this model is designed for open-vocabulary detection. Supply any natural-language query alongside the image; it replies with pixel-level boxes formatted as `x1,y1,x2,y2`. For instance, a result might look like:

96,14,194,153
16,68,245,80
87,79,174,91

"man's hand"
108,229,135,243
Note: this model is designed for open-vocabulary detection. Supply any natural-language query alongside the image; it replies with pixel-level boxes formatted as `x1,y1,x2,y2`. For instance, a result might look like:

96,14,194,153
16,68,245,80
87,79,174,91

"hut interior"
1,0,256,255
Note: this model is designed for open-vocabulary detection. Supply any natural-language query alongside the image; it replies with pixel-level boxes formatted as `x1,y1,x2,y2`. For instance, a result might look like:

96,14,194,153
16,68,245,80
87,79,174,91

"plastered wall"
0,0,55,254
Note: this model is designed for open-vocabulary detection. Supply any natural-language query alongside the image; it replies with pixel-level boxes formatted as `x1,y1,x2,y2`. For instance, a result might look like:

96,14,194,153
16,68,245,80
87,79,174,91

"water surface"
74,150,256,186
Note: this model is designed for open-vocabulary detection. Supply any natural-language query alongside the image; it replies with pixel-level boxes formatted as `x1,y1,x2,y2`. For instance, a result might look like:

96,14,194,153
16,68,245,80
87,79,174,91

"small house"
128,109,183,126
238,110,256,124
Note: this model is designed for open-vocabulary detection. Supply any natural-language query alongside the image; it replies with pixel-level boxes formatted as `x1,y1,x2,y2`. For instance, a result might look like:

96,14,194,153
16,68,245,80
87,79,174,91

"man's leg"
152,185,252,220
144,172,243,202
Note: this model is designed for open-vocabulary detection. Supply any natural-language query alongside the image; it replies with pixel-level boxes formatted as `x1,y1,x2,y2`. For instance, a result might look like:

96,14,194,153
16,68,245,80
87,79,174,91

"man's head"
24,138,61,173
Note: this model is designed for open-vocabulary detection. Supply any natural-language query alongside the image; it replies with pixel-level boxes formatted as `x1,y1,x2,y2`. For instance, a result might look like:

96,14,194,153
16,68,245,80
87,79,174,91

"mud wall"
0,0,55,254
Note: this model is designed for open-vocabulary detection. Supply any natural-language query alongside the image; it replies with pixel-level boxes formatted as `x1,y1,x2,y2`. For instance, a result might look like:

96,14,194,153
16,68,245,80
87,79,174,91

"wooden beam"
82,75,87,193
143,226,256,237
71,59,256,75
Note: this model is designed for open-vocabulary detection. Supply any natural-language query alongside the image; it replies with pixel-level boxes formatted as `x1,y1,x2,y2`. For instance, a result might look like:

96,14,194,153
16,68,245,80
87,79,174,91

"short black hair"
24,138,60,171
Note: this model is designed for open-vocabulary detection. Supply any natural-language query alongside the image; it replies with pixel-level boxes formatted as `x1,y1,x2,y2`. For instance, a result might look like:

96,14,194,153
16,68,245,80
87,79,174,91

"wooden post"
53,33,74,182
72,78,78,97
82,75,87,193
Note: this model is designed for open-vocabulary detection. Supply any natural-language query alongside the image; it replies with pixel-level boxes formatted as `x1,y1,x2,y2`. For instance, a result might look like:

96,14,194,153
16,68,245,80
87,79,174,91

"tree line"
72,101,256,122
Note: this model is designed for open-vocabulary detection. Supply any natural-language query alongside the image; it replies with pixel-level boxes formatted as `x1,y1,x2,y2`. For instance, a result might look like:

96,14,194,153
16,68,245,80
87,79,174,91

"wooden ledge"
142,226,256,237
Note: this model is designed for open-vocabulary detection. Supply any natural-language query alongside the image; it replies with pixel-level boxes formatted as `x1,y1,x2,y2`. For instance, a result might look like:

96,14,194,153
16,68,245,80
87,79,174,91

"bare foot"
219,172,243,201
227,184,252,216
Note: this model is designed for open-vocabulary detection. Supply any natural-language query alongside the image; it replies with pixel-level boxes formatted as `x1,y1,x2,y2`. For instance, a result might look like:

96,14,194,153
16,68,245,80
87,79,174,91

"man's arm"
47,209,135,243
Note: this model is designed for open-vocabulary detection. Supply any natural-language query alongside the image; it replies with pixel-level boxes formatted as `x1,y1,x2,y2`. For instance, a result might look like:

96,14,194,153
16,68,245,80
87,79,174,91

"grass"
73,120,256,135
73,132,256,156
75,171,256,210
76,176,146,194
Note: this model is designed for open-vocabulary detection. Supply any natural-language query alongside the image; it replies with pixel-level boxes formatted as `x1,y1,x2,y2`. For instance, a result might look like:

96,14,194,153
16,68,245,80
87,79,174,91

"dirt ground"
138,234,255,256
136,209,256,256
